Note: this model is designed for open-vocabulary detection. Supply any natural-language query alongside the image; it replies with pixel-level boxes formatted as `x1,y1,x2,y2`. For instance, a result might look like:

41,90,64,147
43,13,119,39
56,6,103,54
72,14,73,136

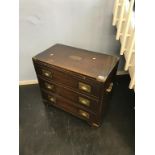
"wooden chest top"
33,44,119,82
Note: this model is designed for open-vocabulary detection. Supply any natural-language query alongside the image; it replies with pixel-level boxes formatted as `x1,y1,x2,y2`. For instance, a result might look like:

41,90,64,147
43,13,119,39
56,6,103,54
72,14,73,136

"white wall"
20,0,121,81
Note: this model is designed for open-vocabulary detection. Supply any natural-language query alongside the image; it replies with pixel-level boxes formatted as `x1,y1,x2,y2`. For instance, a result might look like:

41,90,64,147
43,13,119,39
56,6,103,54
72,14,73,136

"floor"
19,75,135,155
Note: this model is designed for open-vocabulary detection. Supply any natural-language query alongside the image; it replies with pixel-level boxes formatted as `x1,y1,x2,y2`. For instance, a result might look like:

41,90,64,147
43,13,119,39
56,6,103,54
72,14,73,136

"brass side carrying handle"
48,95,56,103
78,97,90,107
79,110,89,119
42,69,52,78
78,82,91,93
45,83,54,90
106,82,113,92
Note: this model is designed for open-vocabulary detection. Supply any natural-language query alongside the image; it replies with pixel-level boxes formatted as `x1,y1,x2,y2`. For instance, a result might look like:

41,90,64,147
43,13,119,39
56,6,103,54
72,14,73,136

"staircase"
112,0,135,90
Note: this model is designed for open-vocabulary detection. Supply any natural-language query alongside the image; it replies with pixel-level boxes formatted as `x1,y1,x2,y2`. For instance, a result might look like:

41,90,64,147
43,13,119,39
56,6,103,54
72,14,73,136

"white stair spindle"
112,0,120,26
116,0,125,40
120,0,135,55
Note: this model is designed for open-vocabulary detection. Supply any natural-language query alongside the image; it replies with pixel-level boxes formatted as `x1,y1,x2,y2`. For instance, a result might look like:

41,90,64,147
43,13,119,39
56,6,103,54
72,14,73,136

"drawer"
34,62,101,98
41,90,98,123
38,77,99,113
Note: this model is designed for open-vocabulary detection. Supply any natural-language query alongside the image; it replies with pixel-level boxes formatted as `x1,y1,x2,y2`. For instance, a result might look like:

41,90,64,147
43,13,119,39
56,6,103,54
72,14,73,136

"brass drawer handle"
106,82,113,92
79,110,89,119
78,82,91,93
78,97,90,107
48,95,56,103
42,69,52,78
45,83,54,90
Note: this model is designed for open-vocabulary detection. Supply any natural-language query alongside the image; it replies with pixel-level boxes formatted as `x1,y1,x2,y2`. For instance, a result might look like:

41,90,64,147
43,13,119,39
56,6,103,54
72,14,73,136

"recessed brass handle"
79,110,89,119
78,97,90,107
48,95,56,103
106,82,113,92
42,69,52,78
45,83,54,90
78,82,91,93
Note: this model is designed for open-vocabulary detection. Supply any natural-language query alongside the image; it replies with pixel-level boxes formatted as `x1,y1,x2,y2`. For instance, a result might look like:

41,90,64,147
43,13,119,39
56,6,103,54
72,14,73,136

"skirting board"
19,70,128,86
19,80,38,86
117,70,128,75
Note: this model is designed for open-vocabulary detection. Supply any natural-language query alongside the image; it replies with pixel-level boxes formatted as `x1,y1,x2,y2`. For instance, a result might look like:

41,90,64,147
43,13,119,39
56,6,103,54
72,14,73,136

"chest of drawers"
32,44,119,127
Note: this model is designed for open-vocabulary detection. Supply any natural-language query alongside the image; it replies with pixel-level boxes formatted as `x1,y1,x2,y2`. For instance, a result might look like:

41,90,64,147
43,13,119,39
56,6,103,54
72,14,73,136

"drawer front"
41,90,98,122
38,77,99,113
34,62,101,98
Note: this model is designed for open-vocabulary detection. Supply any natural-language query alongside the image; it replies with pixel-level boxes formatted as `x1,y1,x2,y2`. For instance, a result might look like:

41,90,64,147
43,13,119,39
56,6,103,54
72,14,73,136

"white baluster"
120,0,135,55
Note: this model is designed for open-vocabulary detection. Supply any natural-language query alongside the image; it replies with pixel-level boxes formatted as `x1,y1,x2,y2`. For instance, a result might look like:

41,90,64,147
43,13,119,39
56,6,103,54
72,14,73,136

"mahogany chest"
32,44,119,127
